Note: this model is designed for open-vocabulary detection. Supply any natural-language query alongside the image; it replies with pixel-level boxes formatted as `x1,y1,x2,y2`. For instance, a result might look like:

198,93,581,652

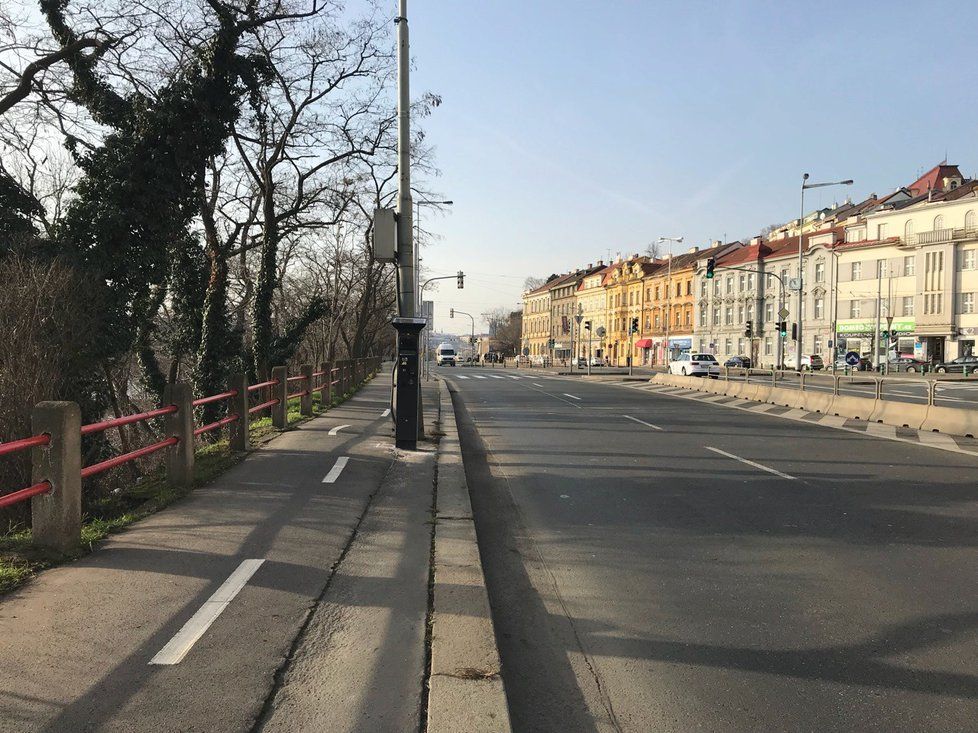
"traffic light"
631,317,639,333
778,321,788,337
745,320,753,337
890,329,897,340
457,270,464,289
584,320,592,331
791,322,798,341
449,308,454,318
705,257,716,279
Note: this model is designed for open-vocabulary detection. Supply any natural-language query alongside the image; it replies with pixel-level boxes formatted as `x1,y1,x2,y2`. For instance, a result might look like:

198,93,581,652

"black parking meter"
392,317,425,449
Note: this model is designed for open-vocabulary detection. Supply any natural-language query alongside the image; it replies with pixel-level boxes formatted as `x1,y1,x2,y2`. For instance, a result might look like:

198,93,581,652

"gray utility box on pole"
373,208,397,262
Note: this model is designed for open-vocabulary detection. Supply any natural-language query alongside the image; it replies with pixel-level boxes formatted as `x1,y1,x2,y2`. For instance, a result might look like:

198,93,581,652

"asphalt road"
440,367,978,732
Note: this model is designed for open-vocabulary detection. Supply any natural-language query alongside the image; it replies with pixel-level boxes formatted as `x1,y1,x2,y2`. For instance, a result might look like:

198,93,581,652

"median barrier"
921,404,978,438
869,399,928,429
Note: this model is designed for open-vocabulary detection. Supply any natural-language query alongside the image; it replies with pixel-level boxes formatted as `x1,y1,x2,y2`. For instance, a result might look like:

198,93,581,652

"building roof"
907,163,964,197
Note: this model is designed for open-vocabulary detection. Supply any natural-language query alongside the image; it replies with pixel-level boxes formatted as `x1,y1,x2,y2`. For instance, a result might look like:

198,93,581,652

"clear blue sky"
410,1,978,335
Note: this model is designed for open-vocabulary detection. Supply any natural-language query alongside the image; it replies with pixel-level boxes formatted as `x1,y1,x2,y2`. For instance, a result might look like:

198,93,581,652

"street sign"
574,314,583,325
778,306,790,320
845,351,861,366
788,277,801,291
596,326,606,337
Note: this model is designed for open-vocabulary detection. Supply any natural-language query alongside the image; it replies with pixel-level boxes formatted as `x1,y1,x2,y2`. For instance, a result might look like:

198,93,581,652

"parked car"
723,355,752,369
885,356,929,373
799,354,824,371
933,355,978,374
572,356,603,367
669,352,719,377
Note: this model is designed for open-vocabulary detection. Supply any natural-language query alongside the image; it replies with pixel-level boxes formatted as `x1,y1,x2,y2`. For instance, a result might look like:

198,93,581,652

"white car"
669,352,719,377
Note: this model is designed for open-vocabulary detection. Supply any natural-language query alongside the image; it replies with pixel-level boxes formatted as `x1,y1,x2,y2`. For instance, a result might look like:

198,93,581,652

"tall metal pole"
396,0,414,317
796,177,806,371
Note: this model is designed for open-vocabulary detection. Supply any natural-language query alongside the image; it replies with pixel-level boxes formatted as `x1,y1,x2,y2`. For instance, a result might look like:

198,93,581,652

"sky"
408,0,978,335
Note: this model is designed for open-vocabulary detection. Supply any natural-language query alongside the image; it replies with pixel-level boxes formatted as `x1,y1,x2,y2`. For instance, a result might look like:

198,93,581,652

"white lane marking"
532,383,544,387
149,559,265,666
506,375,520,380
562,393,581,400
623,415,663,431
473,375,488,380
322,456,350,483
917,430,960,450
490,375,505,380
382,408,391,417
865,422,896,440
705,446,797,480
328,424,351,436
456,375,470,380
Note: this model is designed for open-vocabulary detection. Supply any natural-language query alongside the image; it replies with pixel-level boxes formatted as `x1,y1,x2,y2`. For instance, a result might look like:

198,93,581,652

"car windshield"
694,354,715,361
440,349,455,356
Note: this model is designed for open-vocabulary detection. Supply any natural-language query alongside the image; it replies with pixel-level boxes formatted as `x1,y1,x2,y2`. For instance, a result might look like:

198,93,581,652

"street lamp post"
657,236,684,366
796,174,853,371
451,308,476,360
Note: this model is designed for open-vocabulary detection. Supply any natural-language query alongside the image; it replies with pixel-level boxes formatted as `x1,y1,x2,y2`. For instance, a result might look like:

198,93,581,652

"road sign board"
574,314,583,325
845,351,861,366
788,277,801,291
596,326,606,337
778,307,790,320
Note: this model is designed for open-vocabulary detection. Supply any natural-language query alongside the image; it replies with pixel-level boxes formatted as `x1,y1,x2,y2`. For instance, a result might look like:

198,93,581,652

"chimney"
687,246,699,254
750,236,762,246
711,239,721,248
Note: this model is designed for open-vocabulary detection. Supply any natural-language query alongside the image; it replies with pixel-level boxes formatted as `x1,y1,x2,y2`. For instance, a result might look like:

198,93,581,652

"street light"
796,174,853,371
450,307,476,361
419,271,464,379
657,236,684,366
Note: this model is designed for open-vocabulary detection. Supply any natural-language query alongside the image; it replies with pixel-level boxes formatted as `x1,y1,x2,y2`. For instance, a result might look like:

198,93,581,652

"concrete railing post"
163,382,195,489
875,378,884,401
271,365,288,429
799,372,806,392
320,362,332,407
300,364,314,416
928,379,937,406
31,401,81,552
229,373,250,452
833,375,840,396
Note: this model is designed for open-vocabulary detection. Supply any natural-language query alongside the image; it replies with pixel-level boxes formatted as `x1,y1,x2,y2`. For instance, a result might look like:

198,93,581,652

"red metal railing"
81,406,177,436
192,390,237,407
248,379,278,392
249,398,279,415
194,413,239,437
81,437,179,479
0,434,49,457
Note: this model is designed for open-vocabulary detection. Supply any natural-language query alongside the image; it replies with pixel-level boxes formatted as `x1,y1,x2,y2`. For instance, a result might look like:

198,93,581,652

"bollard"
271,365,288,429
163,382,195,489
875,378,883,401
799,372,806,392
927,380,937,406
833,375,840,396
229,373,250,452
320,362,332,407
31,401,82,552
300,364,314,416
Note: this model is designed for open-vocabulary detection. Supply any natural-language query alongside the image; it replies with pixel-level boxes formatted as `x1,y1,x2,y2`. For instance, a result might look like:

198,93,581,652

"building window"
781,268,789,285
814,261,825,283
905,220,914,241
850,300,861,318
725,275,733,295
764,337,773,356
738,338,745,354
851,261,862,280
877,223,888,240
698,306,706,325
814,297,824,319
724,338,732,355
962,250,977,270
714,280,720,295
712,307,720,326
747,273,755,291
699,280,706,297
813,337,822,355
765,302,774,322
725,306,733,325
961,293,975,315
935,215,945,231
967,210,977,231
902,296,914,316
877,259,887,278
685,308,691,326
738,274,746,292
905,255,915,276
676,282,681,297
686,281,692,295
737,305,744,323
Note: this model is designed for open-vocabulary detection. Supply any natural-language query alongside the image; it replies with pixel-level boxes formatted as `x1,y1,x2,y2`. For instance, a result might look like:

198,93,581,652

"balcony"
904,227,978,246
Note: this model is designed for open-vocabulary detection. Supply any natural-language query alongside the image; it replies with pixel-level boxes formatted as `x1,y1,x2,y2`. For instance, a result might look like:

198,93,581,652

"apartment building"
642,249,703,364
522,278,554,358
577,262,612,360
603,255,651,366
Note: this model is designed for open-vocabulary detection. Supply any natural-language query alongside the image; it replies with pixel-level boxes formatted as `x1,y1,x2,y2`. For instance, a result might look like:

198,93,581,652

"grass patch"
0,374,379,595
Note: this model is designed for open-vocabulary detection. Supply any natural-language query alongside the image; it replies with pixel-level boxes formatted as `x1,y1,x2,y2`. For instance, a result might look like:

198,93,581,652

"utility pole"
390,0,424,449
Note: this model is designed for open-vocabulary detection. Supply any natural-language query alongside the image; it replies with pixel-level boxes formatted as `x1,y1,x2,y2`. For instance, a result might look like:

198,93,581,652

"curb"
426,381,512,733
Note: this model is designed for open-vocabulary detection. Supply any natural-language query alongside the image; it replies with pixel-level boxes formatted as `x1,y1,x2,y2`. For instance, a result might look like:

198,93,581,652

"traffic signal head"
745,320,753,337
457,271,464,289
778,320,787,337
449,308,454,318
705,257,716,279
631,317,639,333
791,322,798,341
584,320,592,331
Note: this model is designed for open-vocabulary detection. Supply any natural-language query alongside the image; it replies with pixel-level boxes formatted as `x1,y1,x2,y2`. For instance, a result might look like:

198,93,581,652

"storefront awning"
634,339,654,348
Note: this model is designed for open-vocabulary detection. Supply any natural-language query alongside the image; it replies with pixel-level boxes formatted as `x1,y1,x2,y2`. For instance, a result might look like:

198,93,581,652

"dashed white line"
456,375,470,380
328,424,351,436
322,456,350,483
382,408,391,417
623,415,663,431
532,383,544,387
705,446,796,480
473,375,487,380
562,393,581,400
490,375,505,380
149,559,265,665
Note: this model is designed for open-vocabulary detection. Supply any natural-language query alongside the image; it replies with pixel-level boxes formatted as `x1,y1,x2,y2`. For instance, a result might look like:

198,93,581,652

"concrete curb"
426,381,512,733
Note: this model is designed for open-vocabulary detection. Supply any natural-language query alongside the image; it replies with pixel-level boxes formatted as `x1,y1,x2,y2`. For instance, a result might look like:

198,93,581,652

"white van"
435,343,457,366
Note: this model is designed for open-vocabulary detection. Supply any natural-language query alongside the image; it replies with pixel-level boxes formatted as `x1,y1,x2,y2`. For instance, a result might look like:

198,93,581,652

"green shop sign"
836,319,915,334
